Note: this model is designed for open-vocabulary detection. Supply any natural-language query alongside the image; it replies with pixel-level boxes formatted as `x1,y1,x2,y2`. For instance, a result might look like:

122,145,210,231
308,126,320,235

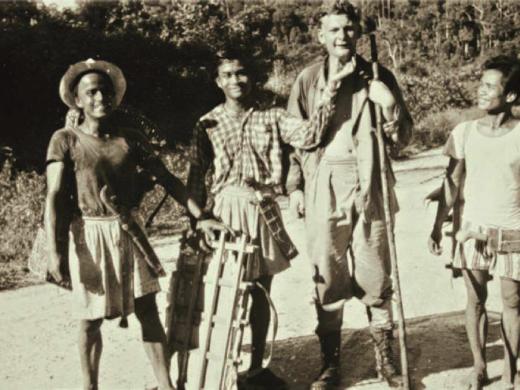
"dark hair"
213,47,253,78
483,55,520,97
319,0,360,26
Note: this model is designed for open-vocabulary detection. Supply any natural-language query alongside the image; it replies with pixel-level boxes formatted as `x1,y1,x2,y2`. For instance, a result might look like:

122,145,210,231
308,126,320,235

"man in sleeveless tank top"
429,55,520,390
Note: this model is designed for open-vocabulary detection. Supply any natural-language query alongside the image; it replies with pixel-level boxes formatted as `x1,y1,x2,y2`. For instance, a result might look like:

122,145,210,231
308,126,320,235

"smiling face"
74,72,115,119
215,59,252,102
318,13,360,62
477,69,509,113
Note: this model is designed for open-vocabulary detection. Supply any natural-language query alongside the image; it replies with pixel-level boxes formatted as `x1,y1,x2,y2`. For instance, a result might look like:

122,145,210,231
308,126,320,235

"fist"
289,190,305,219
368,80,396,109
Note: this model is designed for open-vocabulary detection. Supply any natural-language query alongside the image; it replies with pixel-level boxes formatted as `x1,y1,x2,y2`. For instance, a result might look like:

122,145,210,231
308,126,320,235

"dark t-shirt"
46,127,158,217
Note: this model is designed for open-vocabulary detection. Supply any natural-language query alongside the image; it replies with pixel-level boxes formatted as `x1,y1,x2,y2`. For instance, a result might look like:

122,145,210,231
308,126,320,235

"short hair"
483,55,520,97
213,47,252,78
319,0,360,26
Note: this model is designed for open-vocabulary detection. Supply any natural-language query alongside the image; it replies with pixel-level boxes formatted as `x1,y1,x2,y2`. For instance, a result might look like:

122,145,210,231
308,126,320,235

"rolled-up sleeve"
46,130,70,165
187,121,213,208
276,101,333,150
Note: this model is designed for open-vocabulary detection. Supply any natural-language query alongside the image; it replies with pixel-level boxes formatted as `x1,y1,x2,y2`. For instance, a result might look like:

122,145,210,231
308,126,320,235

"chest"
465,130,520,178
71,136,134,172
206,114,275,157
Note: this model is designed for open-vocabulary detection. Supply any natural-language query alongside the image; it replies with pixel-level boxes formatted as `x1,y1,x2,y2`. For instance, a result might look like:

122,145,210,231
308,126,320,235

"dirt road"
0,148,509,389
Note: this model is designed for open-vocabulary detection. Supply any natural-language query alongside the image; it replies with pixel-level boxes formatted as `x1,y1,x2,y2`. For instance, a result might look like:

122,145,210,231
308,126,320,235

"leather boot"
310,331,341,390
370,327,403,388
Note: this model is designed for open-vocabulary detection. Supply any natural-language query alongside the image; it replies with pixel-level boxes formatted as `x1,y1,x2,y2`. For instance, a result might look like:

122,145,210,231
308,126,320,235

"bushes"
0,159,45,290
406,107,483,152
0,0,278,171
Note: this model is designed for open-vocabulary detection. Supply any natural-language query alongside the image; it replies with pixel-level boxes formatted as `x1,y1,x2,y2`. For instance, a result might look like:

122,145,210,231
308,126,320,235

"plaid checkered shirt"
187,102,334,208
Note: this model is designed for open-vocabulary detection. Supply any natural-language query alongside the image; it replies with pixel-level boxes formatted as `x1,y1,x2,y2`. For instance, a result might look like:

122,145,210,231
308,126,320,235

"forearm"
44,191,63,260
156,172,188,209
431,197,451,234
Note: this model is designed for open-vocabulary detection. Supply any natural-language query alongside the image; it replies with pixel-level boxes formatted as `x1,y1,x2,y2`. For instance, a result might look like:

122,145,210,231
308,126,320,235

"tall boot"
370,327,403,388
310,331,341,390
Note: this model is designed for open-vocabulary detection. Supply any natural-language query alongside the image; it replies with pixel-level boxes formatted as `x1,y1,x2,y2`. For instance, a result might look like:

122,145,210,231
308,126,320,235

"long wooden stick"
369,33,411,390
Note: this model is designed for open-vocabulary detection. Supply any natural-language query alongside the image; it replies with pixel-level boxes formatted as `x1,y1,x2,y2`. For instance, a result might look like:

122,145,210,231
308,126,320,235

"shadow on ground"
254,311,503,390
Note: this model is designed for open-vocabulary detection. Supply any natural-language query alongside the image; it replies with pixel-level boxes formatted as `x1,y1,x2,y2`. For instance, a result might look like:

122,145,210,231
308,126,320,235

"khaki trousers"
305,157,393,334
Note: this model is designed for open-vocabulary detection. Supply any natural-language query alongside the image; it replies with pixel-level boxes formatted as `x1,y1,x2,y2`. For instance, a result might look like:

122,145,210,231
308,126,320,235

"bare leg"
249,275,272,372
78,318,103,390
134,293,174,390
462,269,489,386
500,277,520,388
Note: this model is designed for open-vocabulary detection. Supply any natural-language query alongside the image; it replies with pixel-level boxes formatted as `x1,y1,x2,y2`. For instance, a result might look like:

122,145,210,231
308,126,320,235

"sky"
41,0,78,10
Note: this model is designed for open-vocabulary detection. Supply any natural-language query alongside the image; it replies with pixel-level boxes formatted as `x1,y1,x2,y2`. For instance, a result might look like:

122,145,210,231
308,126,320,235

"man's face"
319,14,360,62
74,72,115,119
216,59,252,101
477,69,508,113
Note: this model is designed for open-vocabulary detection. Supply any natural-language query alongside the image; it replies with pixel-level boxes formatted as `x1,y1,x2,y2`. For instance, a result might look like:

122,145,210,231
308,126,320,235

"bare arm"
44,161,67,282
427,158,464,255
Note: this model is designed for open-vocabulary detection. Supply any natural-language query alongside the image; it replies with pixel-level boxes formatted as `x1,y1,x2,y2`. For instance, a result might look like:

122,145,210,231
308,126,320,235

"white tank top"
463,121,520,228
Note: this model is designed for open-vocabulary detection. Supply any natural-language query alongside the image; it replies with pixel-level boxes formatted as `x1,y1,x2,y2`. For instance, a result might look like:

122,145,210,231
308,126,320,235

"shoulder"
451,120,476,137
196,106,222,131
356,56,397,85
47,127,77,149
295,60,323,86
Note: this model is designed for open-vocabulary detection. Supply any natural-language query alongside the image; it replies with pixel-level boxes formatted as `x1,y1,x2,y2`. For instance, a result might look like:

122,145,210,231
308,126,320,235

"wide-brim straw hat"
59,58,126,108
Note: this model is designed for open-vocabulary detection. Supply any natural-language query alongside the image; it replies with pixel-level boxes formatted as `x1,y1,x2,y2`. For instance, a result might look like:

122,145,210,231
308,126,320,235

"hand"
47,254,64,284
368,80,396,110
428,229,443,256
383,119,399,144
197,218,235,245
329,56,357,85
289,190,305,219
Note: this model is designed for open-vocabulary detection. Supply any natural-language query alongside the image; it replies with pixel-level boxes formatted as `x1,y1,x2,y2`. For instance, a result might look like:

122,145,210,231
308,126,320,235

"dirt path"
0,148,509,389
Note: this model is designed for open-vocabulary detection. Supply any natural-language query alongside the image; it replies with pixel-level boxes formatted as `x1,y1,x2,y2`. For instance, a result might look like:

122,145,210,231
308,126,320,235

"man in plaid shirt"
187,48,354,389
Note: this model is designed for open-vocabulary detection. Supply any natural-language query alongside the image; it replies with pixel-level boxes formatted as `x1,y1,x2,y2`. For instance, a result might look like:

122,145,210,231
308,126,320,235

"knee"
466,293,487,311
79,319,103,336
501,284,520,310
134,293,159,321
134,294,164,342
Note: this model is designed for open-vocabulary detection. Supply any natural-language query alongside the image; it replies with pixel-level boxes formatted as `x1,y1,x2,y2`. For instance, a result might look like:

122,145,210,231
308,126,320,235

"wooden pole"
369,33,411,390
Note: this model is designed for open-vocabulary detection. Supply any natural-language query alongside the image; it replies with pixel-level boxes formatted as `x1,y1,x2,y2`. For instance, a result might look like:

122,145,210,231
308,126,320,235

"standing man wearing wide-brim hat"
45,58,231,390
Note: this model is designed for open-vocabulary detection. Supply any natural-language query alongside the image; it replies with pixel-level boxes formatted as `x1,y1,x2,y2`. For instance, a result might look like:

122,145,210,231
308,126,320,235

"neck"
328,54,354,80
79,115,110,137
224,97,251,115
485,110,511,130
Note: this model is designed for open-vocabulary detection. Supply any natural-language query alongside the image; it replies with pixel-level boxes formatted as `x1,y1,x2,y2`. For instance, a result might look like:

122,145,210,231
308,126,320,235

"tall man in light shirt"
286,1,412,388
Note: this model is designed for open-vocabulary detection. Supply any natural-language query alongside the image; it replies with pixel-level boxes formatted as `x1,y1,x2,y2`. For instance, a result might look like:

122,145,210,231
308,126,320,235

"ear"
506,92,518,104
215,76,223,91
74,94,84,109
318,27,326,45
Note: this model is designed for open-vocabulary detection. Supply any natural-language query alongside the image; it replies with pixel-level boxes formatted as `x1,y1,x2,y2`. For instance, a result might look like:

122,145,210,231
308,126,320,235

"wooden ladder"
167,232,257,390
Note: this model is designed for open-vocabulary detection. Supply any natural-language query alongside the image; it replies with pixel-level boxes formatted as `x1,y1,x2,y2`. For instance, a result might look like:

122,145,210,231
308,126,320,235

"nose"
94,91,104,101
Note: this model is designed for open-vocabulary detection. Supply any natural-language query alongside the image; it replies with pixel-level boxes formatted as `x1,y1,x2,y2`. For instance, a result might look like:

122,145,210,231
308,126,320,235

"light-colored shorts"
69,214,161,320
454,220,520,281
213,185,290,280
